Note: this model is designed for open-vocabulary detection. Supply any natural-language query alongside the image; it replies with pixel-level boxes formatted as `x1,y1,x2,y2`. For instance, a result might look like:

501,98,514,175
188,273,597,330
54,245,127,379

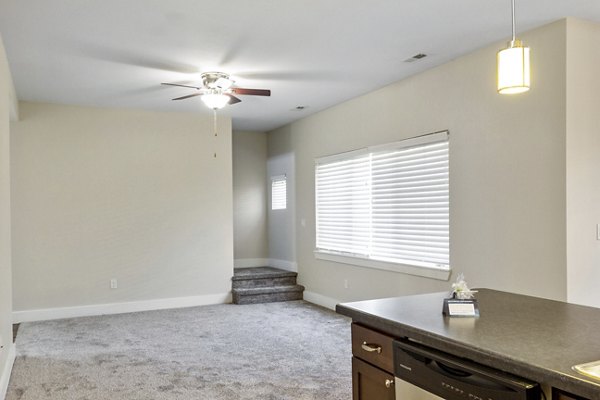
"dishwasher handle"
433,360,473,378
401,349,473,379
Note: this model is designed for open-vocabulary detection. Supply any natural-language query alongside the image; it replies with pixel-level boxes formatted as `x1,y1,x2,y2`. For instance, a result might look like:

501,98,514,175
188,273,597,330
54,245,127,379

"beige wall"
11,102,234,312
0,35,15,396
232,130,268,264
566,19,600,307
269,20,568,303
267,126,296,270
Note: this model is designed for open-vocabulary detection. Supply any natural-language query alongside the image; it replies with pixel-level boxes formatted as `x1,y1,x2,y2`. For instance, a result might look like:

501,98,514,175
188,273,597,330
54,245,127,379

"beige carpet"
7,301,352,399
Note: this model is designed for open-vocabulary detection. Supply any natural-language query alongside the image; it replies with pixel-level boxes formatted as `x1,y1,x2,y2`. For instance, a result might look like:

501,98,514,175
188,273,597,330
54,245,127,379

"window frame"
314,131,450,280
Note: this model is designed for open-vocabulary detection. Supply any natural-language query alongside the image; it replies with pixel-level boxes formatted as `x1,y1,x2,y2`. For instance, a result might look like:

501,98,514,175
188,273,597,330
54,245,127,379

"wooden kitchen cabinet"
351,323,395,400
352,357,395,400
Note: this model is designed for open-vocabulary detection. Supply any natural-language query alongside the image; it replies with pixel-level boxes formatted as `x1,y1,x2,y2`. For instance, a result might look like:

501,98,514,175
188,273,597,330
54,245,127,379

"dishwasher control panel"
393,339,540,400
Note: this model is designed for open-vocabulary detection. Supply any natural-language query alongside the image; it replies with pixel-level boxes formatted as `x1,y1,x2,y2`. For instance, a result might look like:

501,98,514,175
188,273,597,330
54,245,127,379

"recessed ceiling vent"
404,53,427,63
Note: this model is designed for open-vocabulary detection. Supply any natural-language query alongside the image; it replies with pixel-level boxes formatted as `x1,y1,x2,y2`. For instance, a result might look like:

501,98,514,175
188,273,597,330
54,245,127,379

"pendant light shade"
497,0,530,94
497,39,530,94
201,93,230,109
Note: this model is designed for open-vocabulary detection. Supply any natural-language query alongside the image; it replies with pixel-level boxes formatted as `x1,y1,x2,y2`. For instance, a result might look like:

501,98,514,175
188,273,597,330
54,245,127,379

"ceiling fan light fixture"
497,0,530,94
201,93,230,109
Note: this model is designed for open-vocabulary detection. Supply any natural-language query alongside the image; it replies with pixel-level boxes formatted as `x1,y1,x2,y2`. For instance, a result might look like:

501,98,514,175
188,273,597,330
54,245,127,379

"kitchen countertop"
336,289,600,399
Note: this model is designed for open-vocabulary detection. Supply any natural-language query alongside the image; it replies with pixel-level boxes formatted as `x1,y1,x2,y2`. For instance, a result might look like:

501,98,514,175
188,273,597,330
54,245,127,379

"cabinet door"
352,357,395,400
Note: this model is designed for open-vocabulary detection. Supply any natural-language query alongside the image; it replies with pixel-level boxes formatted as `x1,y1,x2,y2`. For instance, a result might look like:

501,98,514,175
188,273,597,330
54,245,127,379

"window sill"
314,250,451,281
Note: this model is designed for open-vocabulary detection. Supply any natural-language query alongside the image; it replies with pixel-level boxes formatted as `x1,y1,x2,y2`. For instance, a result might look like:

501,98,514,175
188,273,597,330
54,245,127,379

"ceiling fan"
162,72,271,110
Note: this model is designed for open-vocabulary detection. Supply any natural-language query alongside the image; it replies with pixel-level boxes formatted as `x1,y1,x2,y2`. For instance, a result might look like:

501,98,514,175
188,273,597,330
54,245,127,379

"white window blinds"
315,153,371,256
315,131,449,270
271,175,287,210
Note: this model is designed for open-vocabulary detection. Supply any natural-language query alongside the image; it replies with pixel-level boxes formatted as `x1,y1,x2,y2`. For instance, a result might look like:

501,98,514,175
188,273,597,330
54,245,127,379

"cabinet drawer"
352,323,394,373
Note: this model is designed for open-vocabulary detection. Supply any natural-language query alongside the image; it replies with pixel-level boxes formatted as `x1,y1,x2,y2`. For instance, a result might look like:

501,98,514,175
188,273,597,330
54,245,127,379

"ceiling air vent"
404,53,427,63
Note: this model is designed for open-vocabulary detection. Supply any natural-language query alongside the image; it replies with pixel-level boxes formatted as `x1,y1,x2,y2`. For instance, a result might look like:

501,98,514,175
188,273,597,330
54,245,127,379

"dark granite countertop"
336,289,600,399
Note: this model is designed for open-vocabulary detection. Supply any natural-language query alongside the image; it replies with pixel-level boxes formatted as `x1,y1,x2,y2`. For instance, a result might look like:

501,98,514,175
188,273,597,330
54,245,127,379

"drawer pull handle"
385,379,394,389
361,341,382,354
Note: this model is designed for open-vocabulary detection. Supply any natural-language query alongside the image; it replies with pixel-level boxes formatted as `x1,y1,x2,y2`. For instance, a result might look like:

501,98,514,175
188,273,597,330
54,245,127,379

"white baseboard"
234,258,270,268
269,259,298,272
303,291,340,311
13,292,232,323
0,343,16,400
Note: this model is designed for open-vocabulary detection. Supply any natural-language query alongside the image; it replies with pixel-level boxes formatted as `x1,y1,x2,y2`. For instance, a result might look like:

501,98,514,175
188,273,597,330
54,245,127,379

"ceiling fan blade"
162,82,201,90
227,94,242,105
231,88,271,96
172,93,202,101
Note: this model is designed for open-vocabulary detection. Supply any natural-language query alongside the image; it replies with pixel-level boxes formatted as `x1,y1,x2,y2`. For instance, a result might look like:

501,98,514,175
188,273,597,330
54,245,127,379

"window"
315,131,449,278
271,175,287,210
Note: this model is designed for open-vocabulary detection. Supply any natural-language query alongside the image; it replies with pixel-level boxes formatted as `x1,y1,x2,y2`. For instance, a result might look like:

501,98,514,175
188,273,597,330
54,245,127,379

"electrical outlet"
110,279,118,289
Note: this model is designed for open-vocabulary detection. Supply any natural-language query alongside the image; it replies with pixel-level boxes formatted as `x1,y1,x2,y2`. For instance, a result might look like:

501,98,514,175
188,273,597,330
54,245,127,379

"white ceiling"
1,1,599,132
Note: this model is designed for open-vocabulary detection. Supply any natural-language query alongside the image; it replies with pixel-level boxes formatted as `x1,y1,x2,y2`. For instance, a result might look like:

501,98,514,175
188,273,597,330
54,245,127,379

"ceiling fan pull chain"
213,109,218,158
213,109,218,137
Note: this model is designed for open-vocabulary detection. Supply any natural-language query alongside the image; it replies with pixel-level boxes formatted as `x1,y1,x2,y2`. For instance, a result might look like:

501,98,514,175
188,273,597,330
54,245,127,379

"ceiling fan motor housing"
202,72,233,90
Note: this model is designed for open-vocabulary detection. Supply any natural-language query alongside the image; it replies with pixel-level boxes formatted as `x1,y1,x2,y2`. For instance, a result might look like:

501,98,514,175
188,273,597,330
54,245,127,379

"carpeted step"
231,267,304,305
232,267,298,289
232,284,305,305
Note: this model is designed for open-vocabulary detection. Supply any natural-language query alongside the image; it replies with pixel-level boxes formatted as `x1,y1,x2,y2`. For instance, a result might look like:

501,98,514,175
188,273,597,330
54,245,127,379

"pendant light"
497,0,530,94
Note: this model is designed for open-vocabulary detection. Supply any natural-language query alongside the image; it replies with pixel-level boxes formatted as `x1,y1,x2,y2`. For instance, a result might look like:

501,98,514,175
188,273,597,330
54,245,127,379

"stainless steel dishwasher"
394,339,540,400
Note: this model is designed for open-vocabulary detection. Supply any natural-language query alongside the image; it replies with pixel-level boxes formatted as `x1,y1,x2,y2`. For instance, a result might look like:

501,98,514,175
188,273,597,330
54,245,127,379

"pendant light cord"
511,0,516,43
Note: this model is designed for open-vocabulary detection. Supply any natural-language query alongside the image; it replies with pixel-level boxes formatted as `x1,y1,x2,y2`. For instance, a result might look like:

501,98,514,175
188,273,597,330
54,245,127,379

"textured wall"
268,20,568,303
232,130,268,263
11,102,234,311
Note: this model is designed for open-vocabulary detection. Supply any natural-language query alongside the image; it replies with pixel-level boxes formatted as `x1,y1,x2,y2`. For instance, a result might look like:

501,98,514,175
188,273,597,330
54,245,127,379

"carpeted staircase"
232,267,305,304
